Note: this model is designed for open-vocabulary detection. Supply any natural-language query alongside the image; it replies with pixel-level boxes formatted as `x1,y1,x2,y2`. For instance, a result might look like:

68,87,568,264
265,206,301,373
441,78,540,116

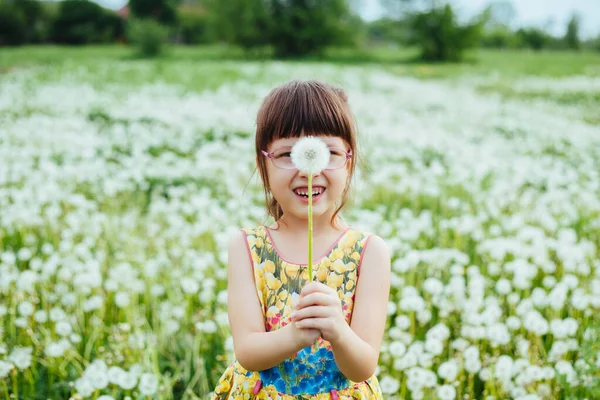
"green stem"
11,368,18,400
308,174,313,282
308,174,318,352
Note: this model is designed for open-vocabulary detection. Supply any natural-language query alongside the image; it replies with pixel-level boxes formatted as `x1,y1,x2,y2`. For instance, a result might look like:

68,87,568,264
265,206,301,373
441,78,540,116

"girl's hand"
290,282,347,343
288,320,321,349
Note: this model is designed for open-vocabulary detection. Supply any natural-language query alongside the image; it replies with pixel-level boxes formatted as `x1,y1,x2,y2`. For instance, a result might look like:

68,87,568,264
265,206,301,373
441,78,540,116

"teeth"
295,188,323,197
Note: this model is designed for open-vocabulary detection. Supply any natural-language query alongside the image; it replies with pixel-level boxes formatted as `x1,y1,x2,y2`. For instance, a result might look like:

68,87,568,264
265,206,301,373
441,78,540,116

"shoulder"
363,234,389,253
228,228,247,252
346,227,386,252
239,225,267,239
359,234,391,273
228,226,265,261
231,226,265,242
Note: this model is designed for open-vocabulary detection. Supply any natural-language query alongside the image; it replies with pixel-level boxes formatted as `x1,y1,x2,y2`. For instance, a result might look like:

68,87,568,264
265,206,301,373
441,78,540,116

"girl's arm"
227,231,321,372
292,235,391,382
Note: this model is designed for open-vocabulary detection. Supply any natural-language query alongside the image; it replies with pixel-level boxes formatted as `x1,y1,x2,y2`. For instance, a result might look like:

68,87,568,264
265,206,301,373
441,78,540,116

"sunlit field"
1,46,600,400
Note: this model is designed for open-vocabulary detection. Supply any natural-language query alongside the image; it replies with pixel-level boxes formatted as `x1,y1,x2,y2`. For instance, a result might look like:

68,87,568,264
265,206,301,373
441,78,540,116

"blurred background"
0,0,599,60
1,1,600,400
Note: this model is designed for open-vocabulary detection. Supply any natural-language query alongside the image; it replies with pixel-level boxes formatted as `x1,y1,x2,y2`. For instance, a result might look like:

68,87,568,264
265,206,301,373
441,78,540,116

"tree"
205,0,271,51
129,0,180,25
411,4,484,61
0,0,50,45
207,0,356,58
383,0,486,62
269,0,355,57
516,27,549,51
51,0,124,44
564,14,580,50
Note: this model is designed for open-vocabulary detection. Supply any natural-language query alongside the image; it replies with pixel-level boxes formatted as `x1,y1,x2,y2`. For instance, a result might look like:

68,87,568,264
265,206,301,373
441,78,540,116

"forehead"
268,136,347,150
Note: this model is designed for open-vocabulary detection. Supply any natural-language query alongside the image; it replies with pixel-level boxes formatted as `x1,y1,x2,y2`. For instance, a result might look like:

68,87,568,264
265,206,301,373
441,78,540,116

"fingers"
296,292,332,309
300,281,335,296
291,305,330,321
294,317,335,331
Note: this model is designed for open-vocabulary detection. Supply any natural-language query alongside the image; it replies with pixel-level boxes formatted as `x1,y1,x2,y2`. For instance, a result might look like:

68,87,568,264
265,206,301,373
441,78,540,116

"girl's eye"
275,152,291,158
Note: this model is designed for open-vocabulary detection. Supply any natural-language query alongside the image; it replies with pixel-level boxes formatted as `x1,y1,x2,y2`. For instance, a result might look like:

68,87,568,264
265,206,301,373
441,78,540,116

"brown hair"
255,80,358,227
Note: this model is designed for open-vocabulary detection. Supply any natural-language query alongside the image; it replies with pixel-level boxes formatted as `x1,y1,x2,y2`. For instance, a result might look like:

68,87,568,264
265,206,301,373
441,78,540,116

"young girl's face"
265,136,351,222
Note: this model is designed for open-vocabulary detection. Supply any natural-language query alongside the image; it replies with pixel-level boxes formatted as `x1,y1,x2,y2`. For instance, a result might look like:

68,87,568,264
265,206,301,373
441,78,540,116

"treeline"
1,0,599,60
0,0,124,45
369,13,599,52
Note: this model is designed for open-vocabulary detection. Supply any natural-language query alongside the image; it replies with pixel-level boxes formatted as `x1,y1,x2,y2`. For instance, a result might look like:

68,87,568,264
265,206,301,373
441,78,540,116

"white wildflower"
45,339,70,358
0,361,14,378
108,366,125,384
115,291,130,308
17,301,34,317
74,377,94,398
479,367,492,381
139,373,159,396
55,321,73,336
389,341,407,358
118,370,138,390
181,277,200,294
438,359,459,382
379,376,400,394
34,310,48,323
8,347,33,370
437,384,457,400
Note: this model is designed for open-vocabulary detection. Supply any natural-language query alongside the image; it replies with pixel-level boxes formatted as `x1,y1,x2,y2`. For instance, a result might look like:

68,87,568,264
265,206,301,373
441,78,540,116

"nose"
297,169,322,179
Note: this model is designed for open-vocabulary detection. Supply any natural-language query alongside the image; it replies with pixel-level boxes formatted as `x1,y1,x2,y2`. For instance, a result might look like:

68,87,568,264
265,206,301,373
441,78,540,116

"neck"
276,212,345,237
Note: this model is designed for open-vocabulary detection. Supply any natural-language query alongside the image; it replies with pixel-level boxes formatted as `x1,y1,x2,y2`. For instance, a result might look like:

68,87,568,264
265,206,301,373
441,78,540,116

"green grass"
2,44,599,80
0,45,264,92
382,48,600,78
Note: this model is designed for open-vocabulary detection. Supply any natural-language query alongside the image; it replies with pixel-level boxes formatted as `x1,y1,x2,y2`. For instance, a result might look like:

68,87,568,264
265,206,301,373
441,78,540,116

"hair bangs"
257,80,353,150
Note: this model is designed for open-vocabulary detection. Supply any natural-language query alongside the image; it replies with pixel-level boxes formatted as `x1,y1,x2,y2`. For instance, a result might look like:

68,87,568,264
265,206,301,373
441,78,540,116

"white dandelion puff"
139,373,159,396
379,376,400,394
0,361,14,378
437,384,457,400
290,136,331,174
8,347,33,370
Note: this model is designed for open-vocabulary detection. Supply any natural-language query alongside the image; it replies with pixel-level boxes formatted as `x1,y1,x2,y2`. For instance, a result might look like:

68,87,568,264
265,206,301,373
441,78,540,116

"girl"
212,80,391,399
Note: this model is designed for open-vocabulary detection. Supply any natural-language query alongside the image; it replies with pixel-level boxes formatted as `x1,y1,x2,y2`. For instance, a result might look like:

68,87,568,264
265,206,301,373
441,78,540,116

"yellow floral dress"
212,225,383,400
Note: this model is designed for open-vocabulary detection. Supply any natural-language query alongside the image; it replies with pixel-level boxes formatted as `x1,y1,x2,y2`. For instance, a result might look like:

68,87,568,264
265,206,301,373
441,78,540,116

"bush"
0,0,51,45
205,0,272,53
127,18,170,57
207,0,357,58
269,0,356,58
51,0,124,44
129,0,178,26
516,27,550,51
366,17,410,45
178,8,208,44
480,27,520,49
409,4,484,62
0,3,27,45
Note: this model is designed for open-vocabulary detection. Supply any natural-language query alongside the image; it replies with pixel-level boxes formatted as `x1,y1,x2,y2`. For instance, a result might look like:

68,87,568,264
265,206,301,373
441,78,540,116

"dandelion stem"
308,174,313,282
469,373,474,397
11,368,18,400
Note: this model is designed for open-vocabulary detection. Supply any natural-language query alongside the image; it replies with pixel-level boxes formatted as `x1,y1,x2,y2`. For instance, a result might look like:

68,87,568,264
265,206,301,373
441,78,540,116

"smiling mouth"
293,186,326,198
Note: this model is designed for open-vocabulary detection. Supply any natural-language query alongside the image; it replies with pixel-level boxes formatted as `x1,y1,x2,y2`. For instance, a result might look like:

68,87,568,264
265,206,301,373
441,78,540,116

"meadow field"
1,45,600,400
